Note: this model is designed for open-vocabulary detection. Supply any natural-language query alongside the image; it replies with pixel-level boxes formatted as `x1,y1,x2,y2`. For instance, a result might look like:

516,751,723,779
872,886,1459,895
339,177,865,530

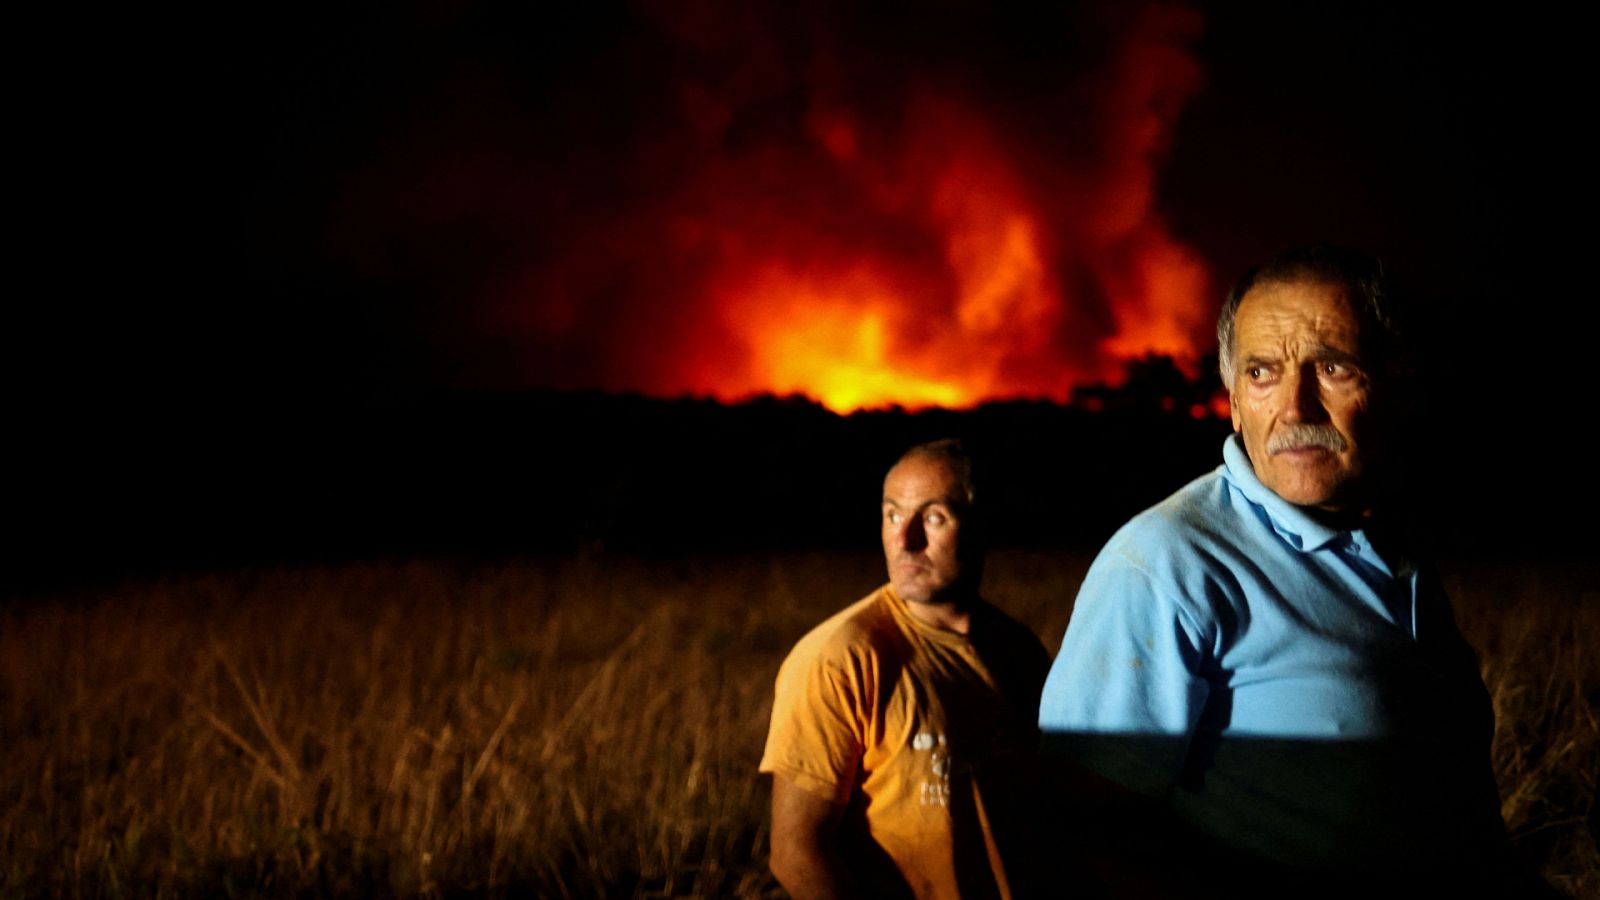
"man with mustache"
1038,246,1517,896
762,439,1050,899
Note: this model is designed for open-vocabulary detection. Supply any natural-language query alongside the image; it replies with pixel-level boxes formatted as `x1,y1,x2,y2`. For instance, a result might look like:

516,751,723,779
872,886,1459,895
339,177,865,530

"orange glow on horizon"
715,265,984,411
485,5,1212,412
695,91,1209,413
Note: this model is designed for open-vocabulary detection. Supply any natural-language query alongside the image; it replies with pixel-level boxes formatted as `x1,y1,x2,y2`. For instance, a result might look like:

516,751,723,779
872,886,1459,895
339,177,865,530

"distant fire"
336,4,1214,413
697,83,1210,413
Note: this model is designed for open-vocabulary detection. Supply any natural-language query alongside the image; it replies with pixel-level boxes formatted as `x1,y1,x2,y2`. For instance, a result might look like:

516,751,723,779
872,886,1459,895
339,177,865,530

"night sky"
13,2,1594,581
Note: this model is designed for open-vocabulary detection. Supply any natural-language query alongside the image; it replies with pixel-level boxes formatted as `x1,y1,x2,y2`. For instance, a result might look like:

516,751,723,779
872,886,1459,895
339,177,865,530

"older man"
1039,246,1513,894
761,439,1051,899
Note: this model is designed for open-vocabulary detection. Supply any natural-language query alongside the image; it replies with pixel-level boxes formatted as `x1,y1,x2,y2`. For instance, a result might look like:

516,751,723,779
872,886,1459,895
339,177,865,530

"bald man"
761,439,1050,899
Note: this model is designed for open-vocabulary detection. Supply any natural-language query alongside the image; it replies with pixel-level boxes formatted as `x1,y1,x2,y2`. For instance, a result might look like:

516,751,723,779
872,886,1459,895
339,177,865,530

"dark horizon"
9,379,1592,599
11,2,1597,590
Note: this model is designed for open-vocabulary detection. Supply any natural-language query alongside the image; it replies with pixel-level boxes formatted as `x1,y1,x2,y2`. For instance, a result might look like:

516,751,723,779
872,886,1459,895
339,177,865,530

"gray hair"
1216,245,1398,386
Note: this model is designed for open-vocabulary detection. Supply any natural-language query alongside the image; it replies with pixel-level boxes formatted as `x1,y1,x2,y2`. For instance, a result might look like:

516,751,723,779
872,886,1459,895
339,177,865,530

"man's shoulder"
973,600,1049,654
1105,465,1240,559
971,601,1052,692
784,587,906,669
1073,464,1269,620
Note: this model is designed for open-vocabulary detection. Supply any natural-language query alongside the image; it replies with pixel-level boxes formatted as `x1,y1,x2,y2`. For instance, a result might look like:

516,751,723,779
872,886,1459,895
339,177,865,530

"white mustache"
1267,424,1347,455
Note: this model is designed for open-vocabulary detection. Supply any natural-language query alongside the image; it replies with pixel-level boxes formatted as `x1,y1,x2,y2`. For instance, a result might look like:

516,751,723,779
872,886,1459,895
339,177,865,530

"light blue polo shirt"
1039,435,1505,876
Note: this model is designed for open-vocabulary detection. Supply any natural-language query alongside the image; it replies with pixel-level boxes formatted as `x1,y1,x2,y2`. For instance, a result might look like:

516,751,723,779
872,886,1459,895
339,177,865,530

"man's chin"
892,578,937,605
893,585,929,604
1273,478,1357,511
895,581,966,607
1262,463,1351,505
1273,485,1337,507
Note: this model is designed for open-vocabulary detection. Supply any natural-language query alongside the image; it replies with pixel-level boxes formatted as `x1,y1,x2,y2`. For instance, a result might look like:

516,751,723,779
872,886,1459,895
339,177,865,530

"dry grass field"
2,550,1596,898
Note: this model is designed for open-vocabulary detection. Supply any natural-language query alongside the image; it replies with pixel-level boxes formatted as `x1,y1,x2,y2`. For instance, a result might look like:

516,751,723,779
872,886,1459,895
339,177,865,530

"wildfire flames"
704,87,1209,412
337,3,1214,413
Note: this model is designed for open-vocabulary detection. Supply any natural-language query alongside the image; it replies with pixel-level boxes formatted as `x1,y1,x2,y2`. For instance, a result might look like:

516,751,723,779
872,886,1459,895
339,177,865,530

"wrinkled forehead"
1235,278,1366,350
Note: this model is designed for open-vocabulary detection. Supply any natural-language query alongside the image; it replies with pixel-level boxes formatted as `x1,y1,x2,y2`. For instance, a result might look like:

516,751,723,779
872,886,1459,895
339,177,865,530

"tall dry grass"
1,550,1595,897
1444,558,1600,898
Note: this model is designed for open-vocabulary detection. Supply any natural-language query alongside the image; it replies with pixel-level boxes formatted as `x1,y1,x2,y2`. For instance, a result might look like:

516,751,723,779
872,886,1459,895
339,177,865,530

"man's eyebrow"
1310,344,1364,366
883,497,946,511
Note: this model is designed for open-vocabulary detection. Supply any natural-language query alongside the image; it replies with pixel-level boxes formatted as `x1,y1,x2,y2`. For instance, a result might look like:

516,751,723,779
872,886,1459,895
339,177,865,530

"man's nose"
898,517,928,552
1282,365,1329,423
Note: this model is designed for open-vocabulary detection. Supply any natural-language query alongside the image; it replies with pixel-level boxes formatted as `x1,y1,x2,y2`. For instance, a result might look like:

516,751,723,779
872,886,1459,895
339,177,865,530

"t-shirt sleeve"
1037,541,1214,796
758,637,868,804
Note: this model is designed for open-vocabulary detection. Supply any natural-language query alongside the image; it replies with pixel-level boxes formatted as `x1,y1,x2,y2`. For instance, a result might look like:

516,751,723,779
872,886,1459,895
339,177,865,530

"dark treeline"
11,388,1221,592
5,378,1586,597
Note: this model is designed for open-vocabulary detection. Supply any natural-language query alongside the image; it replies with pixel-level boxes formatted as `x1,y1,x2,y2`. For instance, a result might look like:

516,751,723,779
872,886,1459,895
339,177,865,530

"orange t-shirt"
760,585,1051,899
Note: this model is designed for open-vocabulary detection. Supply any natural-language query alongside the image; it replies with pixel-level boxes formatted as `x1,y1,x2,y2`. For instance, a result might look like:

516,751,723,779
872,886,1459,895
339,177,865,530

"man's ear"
1229,391,1242,432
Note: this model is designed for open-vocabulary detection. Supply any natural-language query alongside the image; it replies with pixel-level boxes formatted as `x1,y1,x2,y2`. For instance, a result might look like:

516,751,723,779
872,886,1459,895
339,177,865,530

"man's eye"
885,510,900,524
926,511,946,526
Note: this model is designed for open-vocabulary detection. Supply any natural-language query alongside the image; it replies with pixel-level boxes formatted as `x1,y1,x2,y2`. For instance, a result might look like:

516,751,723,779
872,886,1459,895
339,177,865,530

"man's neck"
904,595,976,635
1303,501,1376,533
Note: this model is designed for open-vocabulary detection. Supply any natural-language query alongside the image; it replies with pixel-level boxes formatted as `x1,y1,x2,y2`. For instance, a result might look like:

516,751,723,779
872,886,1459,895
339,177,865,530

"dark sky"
13,2,1595,571
21,2,1587,404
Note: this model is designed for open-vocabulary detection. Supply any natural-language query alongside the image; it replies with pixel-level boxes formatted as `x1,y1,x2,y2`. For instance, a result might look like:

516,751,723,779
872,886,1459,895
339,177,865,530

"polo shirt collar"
1221,434,1345,552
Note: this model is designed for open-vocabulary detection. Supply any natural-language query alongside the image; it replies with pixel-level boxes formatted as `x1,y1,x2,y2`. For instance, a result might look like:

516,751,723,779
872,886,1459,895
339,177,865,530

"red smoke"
336,3,1212,412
